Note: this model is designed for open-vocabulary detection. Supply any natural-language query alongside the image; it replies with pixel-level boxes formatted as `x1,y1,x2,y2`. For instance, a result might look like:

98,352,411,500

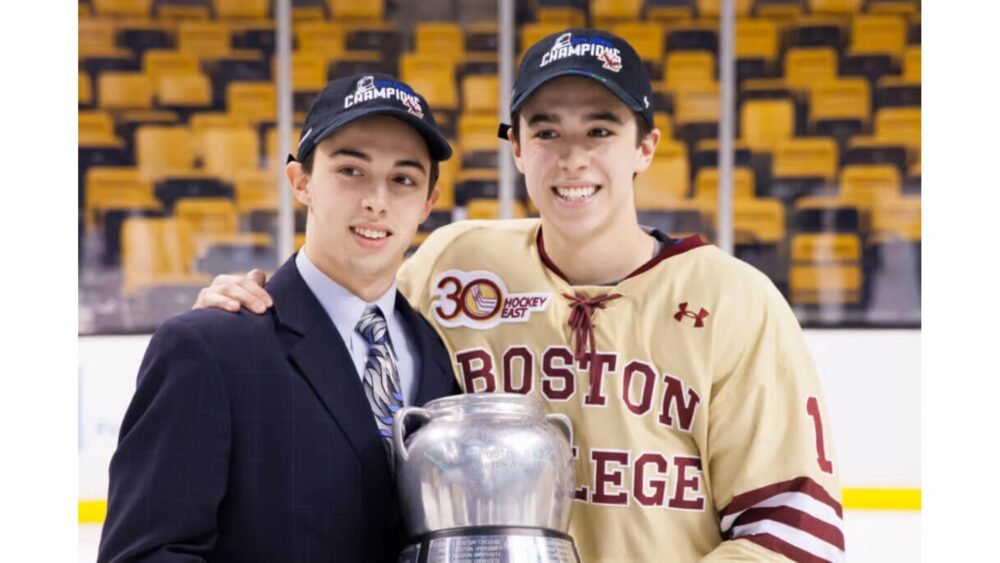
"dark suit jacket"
98,256,460,563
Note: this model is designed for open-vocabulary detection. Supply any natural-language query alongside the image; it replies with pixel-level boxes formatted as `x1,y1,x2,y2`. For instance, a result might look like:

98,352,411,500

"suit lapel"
268,256,392,486
396,292,458,405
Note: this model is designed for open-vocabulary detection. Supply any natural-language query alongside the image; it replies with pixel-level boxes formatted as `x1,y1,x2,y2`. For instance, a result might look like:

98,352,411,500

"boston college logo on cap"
403,97,424,118
540,31,623,73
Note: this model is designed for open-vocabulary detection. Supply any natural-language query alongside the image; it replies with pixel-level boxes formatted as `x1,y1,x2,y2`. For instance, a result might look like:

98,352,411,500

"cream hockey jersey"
397,219,844,563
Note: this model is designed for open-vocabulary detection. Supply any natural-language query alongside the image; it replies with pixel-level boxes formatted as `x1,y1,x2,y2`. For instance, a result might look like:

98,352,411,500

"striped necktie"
356,306,404,469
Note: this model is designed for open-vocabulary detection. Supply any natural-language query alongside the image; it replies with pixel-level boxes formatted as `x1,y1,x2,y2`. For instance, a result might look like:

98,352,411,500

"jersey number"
806,396,834,474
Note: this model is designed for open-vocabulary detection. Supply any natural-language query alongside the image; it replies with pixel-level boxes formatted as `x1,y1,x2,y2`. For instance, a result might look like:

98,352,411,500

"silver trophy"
393,393,580,563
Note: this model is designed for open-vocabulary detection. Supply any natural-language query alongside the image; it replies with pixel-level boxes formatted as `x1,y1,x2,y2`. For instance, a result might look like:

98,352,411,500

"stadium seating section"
79,0,921,330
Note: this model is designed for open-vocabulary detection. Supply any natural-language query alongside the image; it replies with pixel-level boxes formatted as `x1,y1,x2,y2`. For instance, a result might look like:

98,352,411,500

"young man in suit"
97,74,460,563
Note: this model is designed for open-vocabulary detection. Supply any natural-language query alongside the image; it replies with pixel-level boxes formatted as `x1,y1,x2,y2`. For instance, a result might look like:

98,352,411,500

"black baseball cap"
499,28,654,139
291,73,452,164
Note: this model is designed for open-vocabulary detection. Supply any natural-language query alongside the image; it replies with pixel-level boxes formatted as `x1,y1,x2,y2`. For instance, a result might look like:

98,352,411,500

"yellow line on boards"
841,488,921,511
78,488,922,524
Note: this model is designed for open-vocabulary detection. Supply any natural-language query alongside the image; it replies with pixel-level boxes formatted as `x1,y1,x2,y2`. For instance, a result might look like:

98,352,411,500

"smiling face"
287,115,439,300
510,76,658,246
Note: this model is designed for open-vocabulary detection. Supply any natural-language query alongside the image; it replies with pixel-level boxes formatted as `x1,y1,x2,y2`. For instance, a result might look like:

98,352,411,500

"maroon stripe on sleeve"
720,477,844,519
742,533,832,563
732,506,845,550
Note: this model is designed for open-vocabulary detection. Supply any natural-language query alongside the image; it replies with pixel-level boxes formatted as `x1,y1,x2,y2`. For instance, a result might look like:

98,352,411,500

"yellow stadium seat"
156,74,212,108
80,72,93,106
189,112,250,157
520,23,567,54
178,21,233,60
733,197,785,245
756,0,803,18
226,82,276,124
875,107,921,153
157,2,212,20
694,167,756,201
662,51,716,93
646,2,693,22
536,6,586,26
203,127,260,180
809,0,861,15
328,0,384,20
175,198,239,238
295,22,346,58
674,83,720,126
591,0,643,26
867,0,920,16
286,52,328,91
735,18,779,63
902,46,920,82
635,148,690,205
740,99,795,152
213,0,269,19
849,14,907,58
98,72,154,110
458,114,499,149
839,164,902,208
653,112,674,141
79,19,128,58
416,22,465,57
142,50,200,83
135,125,195,179
871,195,920,242
79,111,118,143
773,137,839,182
790,231,862,305
808,78,871,129
466,199,527,220
698,0,752,17
612,22,666,66
85,168,156,229
93,0,151,18
400,54,457,111
234,170,279,211
434,157,459,210
122,217,196,294
462,75,499,115
784,47,839,91
265,126,302,170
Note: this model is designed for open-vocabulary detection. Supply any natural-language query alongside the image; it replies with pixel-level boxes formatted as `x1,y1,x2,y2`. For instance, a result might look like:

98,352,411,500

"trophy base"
398,526,580,563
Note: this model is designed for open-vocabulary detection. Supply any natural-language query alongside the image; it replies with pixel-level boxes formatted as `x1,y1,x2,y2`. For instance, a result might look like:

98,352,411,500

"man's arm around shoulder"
98,314,232,563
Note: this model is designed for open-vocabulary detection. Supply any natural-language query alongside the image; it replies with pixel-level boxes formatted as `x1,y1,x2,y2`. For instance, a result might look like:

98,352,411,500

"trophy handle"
393,406,432,463
544,413,574,451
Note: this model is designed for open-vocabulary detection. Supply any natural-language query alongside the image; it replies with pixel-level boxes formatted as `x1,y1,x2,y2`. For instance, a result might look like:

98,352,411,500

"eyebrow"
525,111,624,127
331,148,426,174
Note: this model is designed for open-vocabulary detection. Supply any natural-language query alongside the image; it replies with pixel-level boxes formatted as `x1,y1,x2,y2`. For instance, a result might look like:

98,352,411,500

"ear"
633,127,661,175
507,126,526,174
286,161,310,206
421,186,440,221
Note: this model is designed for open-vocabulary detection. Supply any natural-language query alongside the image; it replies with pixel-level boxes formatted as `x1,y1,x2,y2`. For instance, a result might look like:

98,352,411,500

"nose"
361,182,389,217
558,141,590,174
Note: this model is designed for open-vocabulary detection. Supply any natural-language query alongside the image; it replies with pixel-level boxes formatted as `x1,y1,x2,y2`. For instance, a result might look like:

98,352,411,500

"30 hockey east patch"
430,270,552,329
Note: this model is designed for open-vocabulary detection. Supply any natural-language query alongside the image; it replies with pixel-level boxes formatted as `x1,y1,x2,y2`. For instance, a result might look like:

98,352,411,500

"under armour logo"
404,97,424,118
599,50,622,72
674,302,709,328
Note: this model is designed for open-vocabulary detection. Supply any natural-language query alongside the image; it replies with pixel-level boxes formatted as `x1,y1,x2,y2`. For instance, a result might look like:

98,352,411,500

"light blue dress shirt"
295,249,420,406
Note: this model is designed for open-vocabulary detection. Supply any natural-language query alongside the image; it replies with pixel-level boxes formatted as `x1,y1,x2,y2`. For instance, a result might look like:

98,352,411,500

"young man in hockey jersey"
194,29,845,562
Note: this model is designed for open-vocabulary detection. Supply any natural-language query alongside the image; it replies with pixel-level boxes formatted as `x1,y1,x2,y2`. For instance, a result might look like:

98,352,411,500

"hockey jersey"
398,219,844,563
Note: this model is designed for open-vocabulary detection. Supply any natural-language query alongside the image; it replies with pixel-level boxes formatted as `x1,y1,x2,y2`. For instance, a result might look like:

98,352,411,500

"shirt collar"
295,249,398,344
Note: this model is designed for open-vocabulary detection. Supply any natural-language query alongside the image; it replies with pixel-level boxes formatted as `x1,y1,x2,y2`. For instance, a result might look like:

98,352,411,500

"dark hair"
509,110,653,147
300,150,440,198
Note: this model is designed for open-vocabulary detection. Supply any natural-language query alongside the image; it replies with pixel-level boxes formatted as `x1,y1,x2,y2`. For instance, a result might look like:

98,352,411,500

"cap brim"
300,106,453,162
510,68,646,118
